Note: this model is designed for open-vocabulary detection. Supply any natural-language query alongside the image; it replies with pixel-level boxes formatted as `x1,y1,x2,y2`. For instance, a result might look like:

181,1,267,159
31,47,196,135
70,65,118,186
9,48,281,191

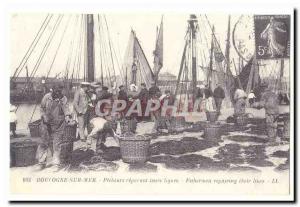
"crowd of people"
9,80,285,170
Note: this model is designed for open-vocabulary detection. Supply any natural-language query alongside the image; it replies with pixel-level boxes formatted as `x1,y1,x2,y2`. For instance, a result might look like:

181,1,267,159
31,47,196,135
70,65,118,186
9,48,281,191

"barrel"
204,122,222,141
206,111,219,122
118,134,151,163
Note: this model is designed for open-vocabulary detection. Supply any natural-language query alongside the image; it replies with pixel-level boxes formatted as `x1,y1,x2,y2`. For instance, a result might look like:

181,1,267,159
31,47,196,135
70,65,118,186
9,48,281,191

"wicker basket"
236,114,248,126
206,111,219,122
266,126,277,138
62,123,77,142
118,134,151,163
204,122,222,140
120,119,137,134
282,113,290,139
59,141,74,164
28,119,41,137
11,139,38,167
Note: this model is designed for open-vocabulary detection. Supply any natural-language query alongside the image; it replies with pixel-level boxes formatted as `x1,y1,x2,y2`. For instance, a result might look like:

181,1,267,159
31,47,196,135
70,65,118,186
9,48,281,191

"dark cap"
102,86,108,90
141,83,146,87
119,85,124,89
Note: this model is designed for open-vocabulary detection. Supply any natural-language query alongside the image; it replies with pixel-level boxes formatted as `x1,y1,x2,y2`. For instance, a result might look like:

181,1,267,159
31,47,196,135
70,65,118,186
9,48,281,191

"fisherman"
149,81,160,98
128,84,139,98
36,85,71,170
204,84,213,98
94,82,103,98
86,104,117,154
248,90,256,106
213,84,225,114
10,104,17,137
73,82,90,141
195,84,205,112
87,82,101,126
118,85,128,102
138,83,149,119
252,84,280,144
98,86,111,100
159,90,175,133
117,85,128,118
233,87,247,116
205,89,217,113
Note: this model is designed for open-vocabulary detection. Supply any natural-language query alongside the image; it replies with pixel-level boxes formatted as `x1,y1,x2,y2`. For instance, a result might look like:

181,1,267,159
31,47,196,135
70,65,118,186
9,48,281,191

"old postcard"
8,10,294,201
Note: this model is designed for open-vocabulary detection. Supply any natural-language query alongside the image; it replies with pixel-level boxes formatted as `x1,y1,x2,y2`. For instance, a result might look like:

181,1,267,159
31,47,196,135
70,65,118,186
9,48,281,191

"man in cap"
149,81,160,99
73,82,90,141
138,83,149,119
36,85,71,169
213,83,225,114
118,85,128,102
233,87,247,116
253,83,280,144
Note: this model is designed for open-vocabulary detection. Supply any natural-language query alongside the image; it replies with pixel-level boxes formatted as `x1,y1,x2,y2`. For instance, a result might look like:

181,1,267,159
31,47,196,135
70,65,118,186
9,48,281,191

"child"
10,104,17,137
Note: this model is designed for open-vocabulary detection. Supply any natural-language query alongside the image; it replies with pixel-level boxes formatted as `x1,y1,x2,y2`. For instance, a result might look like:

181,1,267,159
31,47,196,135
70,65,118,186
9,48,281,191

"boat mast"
208,26,215,89
279,58,284,91
86,14,95,82
188,14,198,100
225,15,231,87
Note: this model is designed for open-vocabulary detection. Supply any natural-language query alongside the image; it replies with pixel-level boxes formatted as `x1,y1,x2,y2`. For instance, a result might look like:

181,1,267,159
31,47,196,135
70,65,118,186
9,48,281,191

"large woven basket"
118,134,151,163
206,111,219,122
11,139,38,167
204,122,222,141
28,119,41,137
236,114,248,126
59,141,74,164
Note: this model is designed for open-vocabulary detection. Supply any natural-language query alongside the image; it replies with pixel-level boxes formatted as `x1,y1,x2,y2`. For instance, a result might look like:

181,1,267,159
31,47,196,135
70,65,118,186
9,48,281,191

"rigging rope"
13,14,52,79
28,15,63,82
45,15,72,80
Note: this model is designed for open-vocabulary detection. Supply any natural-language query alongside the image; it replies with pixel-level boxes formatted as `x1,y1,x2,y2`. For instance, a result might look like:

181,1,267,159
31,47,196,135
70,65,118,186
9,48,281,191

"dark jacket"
196,88,205,99
213,87,225,99
98,90,112,101
149,86,160,97
204,88,213,98
138,88,149,102
118,90,128,102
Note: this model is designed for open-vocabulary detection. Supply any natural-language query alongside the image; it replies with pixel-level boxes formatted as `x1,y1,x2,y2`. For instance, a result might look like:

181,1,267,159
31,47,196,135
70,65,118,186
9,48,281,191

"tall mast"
279,58,284,91
225,15,231,86
188,14,198,100
208,26,215,89
86,14,95,82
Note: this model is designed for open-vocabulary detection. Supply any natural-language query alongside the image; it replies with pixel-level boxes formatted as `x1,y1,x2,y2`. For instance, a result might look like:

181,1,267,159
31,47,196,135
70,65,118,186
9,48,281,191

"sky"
10,13,290,80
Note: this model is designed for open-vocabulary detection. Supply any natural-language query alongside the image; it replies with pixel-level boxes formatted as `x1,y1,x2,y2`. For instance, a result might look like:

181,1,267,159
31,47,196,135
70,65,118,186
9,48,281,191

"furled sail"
122,30,154,88
153,17,163,82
